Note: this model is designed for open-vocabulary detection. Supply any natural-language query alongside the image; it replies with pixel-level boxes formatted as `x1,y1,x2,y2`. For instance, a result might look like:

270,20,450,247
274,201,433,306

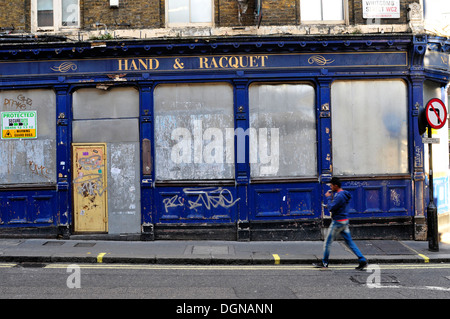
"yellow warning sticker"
2,129,36,139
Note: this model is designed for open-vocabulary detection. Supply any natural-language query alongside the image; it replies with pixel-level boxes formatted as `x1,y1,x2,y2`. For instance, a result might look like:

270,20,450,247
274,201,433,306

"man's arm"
326,192,345,212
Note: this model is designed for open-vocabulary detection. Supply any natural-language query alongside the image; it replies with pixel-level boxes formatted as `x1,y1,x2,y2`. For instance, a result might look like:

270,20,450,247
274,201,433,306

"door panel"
155,186,239,223
72,143,108,232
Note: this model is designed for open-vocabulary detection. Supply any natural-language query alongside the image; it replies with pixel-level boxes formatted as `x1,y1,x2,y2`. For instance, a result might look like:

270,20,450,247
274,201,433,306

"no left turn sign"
425,98,447,130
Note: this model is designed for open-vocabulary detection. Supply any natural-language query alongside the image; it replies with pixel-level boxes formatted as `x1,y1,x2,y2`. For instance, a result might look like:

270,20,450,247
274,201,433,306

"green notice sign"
1,111,37,139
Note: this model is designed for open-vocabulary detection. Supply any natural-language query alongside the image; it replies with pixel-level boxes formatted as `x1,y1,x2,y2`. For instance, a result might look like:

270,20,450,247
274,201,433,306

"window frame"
330,79,409,176
31,0,80,32
299,0,348,25
165,0,214,27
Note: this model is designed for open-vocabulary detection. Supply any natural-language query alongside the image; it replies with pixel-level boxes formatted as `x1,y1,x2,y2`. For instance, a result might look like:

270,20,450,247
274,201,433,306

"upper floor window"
424,0,450,36
166,0,213,27
32,0,80,32
300,0,345,23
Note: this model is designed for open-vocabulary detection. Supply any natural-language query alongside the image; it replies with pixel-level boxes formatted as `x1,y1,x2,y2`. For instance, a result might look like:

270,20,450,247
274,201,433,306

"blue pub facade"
0,33,449,240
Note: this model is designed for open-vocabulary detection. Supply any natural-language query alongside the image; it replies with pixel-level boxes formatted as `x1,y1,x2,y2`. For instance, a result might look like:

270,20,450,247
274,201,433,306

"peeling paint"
58,24,410,42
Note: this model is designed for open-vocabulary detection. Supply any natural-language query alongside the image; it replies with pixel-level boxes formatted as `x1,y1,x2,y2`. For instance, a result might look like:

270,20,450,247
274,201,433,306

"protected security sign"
1,111,37,139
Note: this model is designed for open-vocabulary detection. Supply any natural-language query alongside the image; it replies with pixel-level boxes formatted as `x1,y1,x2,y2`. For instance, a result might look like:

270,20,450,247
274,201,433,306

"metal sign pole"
427,127,439,252
423,98,447,252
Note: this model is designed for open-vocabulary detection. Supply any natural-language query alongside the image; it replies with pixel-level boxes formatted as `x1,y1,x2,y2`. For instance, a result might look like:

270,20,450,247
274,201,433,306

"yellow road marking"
398,241,431,263
273,254,280,265
418,254,430,263
97,252,107,263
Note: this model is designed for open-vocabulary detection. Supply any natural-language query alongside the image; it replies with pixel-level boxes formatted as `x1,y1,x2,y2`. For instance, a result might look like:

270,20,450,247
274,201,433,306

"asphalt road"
1,262,450,300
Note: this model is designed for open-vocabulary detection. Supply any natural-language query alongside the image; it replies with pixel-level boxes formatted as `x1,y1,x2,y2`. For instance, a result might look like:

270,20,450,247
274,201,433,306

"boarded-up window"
249,83,317,178
154,83,234,180
331,80,408,175
0,89,56,185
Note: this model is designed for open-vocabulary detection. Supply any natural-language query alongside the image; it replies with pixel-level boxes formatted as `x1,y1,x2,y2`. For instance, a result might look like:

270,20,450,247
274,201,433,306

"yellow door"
72,143,108,232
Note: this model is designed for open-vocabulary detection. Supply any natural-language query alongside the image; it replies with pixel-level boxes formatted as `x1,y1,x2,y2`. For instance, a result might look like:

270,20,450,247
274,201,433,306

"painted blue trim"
0,51,409,78
234,78,250,225
55,85,71,227
139,83,154,227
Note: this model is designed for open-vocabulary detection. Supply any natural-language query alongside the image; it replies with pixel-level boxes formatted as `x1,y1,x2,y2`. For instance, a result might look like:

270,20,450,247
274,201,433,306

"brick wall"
260,0,298,26
0,0,29,32
219,0,414,28
81,0,162,30
218,0,298,27
0,0,419,33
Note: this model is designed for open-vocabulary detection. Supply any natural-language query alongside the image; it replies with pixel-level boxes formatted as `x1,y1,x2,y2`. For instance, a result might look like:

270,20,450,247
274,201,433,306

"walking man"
315,177,368,270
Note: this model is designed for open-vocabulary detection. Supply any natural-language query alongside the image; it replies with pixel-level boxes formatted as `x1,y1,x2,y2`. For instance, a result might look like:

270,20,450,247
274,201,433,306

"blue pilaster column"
317,78,333,180
410,35,428,240
55,84,71,238
139,81,155,240
317,78,332,222
411,74,427,240
234,78,250,241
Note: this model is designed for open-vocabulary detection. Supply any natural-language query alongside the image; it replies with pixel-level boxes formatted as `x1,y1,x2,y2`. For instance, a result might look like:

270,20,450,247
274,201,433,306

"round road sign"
425,98,447,130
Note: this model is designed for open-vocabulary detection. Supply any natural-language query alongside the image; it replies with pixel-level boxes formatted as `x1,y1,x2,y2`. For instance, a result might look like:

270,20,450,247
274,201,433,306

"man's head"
330,177,342,191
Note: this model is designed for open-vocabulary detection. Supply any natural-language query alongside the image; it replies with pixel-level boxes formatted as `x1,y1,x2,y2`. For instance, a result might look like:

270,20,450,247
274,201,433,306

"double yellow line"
43,263,450,271
0,262,448,271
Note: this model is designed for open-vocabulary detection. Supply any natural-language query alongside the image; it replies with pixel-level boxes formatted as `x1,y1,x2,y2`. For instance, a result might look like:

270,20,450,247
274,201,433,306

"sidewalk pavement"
1,237,450,265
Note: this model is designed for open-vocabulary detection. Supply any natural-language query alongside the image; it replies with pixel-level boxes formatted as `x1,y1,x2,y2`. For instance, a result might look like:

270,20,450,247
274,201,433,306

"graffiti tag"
73,174,105,197
78,154,102,170
163,187,240,213
28,160,50,177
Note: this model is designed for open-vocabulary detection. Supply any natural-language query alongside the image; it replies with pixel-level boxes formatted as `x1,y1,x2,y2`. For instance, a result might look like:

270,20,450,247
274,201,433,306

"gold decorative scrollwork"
308,55,335,66
50,62,78,73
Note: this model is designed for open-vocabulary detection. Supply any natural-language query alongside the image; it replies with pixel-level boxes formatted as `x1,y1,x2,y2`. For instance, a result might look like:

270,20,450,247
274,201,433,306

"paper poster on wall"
1,111,37,139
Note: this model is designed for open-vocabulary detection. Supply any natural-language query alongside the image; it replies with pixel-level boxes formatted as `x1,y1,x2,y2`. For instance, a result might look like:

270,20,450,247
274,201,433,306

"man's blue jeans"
323,220,366,265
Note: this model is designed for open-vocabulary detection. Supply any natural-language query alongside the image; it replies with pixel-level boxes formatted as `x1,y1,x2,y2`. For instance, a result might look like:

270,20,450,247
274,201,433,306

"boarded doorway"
72,87,140,234
72,143,108,232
